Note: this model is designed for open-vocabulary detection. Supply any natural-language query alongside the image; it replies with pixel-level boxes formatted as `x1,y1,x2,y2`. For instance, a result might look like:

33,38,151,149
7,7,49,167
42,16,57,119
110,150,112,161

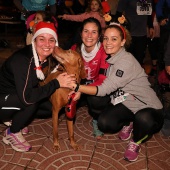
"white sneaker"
3,121,29,135
2,128,31,152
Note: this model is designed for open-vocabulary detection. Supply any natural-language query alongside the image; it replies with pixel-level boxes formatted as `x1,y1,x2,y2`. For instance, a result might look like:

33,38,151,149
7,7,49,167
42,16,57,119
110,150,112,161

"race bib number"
112,88,129,105
136,2,152,15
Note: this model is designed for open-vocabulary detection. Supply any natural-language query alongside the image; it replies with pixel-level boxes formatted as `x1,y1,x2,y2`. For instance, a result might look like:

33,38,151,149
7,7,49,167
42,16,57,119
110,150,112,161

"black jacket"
0,45,59,106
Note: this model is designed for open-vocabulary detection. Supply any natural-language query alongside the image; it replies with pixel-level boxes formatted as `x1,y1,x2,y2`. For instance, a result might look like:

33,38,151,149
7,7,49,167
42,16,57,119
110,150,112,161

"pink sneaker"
124,140,141,162
118,122,133,141
21,127,29,135
2,128,31,152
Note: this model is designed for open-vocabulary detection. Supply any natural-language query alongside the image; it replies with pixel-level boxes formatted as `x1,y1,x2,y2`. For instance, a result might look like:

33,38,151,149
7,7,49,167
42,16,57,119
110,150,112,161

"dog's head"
53,46,86,81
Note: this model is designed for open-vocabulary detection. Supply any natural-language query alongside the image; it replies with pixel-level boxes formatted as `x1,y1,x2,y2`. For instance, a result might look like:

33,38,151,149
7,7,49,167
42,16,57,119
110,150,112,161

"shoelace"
128,142,139,152
122,125,132,134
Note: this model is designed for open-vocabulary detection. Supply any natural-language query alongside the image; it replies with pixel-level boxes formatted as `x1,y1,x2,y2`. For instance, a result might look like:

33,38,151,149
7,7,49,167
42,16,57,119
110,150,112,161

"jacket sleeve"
63,13,86,22
12,55,60,106
97,54,140,96
156,0,166,22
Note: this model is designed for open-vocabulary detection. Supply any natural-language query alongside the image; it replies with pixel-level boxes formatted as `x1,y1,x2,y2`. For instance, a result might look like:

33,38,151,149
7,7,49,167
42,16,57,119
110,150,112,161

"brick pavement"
0,22,170,170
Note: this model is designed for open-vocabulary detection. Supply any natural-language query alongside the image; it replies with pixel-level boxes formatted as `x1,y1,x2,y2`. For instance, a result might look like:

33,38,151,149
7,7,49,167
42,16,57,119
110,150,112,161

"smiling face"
81,22,99,52
103,27,126,55
34,33,56,61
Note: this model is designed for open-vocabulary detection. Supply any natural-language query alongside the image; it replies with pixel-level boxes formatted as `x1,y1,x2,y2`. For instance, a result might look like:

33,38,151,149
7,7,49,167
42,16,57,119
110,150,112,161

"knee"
98,116,120,133
134,109,163,133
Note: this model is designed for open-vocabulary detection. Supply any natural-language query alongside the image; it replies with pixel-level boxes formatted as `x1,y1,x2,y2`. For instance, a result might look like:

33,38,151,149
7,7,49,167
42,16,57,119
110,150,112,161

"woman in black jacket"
0,21,75,152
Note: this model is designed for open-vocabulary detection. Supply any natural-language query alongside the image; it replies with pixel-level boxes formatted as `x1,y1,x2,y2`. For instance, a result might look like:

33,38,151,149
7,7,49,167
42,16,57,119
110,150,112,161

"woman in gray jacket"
66,24,164,162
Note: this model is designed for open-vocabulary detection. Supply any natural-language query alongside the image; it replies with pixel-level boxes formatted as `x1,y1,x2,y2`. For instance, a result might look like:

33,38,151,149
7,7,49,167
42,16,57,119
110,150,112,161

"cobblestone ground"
0,107,170,170
0,23,170,170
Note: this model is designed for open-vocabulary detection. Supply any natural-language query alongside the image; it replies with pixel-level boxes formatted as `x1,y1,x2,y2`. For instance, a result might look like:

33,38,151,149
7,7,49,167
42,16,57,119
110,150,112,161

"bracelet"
74,83,80,92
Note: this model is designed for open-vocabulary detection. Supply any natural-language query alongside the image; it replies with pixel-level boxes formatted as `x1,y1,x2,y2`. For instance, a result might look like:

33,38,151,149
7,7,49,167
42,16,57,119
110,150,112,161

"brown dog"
43,46,86,150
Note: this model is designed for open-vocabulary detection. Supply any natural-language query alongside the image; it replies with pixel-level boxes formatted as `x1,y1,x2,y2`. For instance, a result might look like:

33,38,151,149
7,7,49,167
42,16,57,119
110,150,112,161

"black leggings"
87,96,164,142
86,95,111,120
0,93,52,133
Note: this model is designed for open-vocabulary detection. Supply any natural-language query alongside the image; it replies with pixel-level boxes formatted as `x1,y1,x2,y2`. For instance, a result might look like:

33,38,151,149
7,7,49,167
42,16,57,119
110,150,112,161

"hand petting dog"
56,73,76,88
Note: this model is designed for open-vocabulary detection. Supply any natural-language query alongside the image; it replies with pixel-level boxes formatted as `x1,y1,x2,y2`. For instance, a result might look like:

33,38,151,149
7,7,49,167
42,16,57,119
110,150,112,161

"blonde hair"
86,0,104,16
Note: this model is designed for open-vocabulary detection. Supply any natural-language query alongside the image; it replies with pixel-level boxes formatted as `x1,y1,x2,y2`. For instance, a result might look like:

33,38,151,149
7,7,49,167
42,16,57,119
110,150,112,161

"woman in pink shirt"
71,17,109,139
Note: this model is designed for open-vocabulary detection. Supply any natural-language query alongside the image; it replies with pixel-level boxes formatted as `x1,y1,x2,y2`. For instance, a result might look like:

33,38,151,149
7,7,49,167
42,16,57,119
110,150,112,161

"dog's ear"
78,58,86,79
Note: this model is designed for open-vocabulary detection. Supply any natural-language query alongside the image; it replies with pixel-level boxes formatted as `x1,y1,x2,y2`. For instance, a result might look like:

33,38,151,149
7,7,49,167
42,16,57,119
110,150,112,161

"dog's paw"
53,143,60,151
70,142,81,151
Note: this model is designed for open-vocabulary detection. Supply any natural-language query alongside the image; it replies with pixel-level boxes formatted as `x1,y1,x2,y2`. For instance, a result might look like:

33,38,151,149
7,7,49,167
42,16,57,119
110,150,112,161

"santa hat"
32,21,58,80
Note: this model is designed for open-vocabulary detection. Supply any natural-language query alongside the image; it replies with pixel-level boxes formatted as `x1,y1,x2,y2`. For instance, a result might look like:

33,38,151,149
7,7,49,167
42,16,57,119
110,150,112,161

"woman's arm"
62,13,86,22
71,83,98,95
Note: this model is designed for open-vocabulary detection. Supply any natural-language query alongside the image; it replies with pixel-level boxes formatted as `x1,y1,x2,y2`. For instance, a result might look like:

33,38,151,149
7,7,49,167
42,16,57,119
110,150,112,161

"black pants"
128,35,147,65
0,93,52,133
86,95,111,120
87,96,164,142
148,37,160,61
157,28,170,70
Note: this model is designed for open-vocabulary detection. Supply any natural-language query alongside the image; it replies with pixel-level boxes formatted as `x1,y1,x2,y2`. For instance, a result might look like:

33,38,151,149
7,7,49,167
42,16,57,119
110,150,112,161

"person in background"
147,0,160,76
26,11,58,45
72,0,87,15
71,17,110,139
58,0,105,29
13,0,57,47
107,0,119,21
58,0,106,49
161,34,170,137
13,0,56,21
0,22,75,152
66,24,164,162
155,1,170,135
156,0,170,70
116,0,154,66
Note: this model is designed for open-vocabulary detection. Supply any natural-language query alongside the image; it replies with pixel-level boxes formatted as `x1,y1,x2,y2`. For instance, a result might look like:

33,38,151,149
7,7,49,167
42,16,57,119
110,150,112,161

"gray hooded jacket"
97,48,163,113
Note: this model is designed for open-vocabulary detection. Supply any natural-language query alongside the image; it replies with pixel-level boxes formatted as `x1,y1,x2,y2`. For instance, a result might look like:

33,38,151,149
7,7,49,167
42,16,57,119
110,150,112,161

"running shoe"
118,122,133,141
124,140,141,162
2,128,31,152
